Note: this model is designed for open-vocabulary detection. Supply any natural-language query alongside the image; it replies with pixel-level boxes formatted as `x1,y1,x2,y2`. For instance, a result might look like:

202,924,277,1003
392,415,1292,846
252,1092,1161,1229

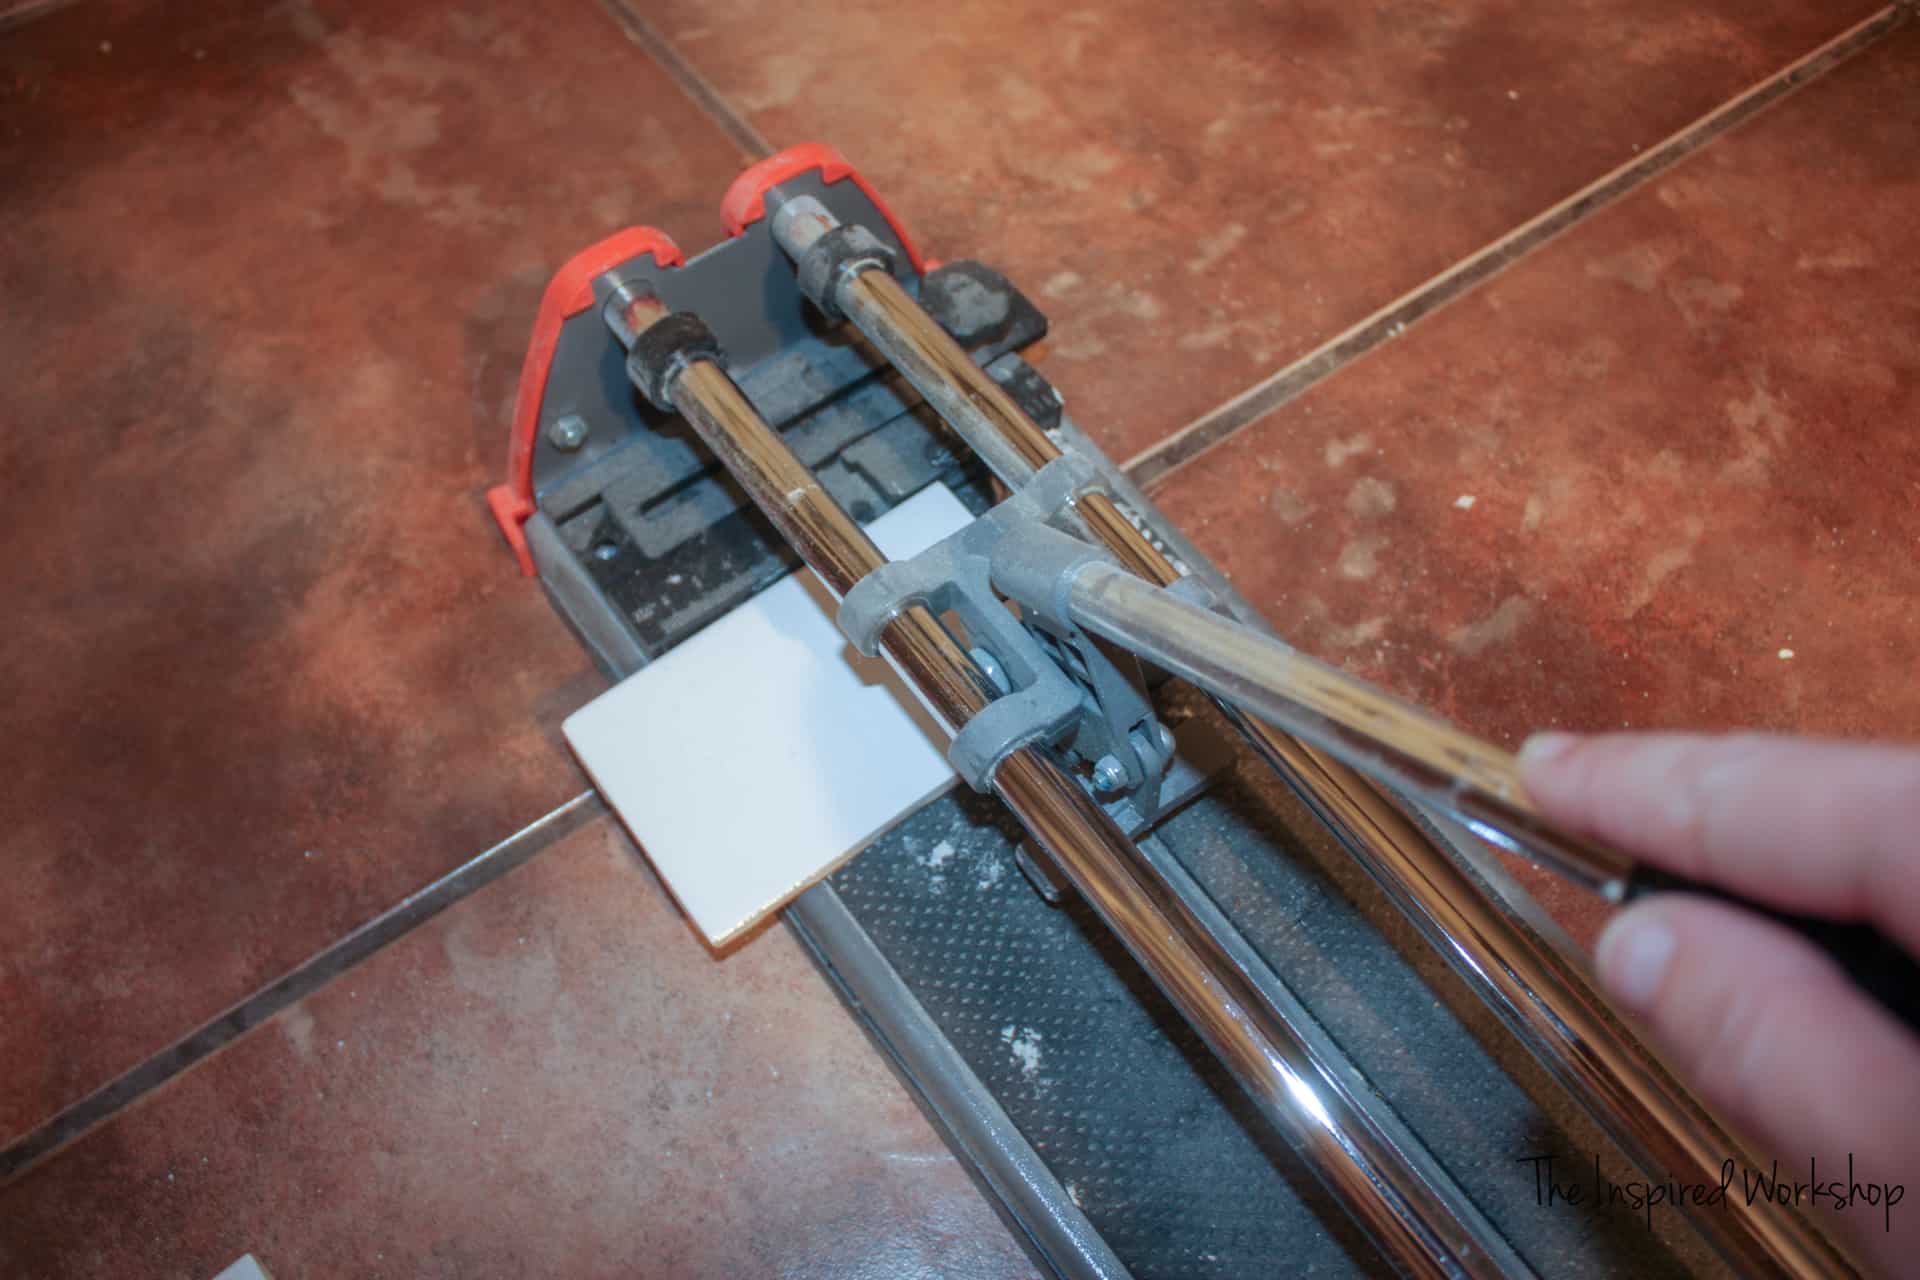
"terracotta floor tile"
649,0,1880,461
0,0,748,1143
1151,27,1920,944
0,815,1037,1279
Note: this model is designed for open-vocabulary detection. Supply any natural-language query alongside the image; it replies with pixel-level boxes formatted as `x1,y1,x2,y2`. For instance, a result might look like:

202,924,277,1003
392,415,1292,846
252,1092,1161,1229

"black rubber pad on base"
833,760,1709,1278
832,787,1375,1278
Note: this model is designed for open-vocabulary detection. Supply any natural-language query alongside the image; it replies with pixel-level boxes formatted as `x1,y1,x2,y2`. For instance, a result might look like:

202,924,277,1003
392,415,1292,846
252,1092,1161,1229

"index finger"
1519,731,1920,955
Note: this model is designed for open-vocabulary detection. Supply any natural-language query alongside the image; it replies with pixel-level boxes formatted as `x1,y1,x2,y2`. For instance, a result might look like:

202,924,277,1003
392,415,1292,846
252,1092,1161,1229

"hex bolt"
1092,755,1127,793
547,413,590,452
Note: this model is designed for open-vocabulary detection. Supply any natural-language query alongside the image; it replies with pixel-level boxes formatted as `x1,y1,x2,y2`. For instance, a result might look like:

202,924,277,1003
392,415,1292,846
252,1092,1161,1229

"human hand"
1520,732,1920,1277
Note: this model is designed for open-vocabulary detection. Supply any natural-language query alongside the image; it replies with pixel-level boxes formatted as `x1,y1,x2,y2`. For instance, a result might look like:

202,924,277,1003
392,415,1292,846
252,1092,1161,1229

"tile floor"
0,0,745,1144
643,0,1881,462
0,816,1033,1278
1,0,1912,1273
1152,21,1920,943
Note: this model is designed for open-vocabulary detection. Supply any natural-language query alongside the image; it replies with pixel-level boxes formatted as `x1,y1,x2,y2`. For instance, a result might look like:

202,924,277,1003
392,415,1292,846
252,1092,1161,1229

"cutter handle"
1624,866,1920,1036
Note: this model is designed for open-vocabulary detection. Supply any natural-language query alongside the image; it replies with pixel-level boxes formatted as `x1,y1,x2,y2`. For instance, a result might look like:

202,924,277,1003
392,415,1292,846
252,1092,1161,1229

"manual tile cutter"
489,144,1902,1278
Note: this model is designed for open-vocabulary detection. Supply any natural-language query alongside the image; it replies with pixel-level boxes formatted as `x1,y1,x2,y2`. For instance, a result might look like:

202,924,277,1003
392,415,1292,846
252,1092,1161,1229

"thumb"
1596,896,1920,1259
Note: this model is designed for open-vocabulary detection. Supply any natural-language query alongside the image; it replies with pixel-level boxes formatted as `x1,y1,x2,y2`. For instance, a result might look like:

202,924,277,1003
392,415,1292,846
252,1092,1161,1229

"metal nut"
1092,755,1127,793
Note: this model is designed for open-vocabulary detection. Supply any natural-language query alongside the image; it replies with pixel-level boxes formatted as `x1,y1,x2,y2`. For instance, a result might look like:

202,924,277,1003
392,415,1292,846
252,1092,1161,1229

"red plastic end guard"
487,227,683,575
494,145,924,574
719,142,927,274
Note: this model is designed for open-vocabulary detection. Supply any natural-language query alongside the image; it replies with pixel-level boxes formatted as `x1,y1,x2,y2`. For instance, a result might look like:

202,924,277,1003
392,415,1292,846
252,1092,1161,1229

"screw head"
547,413,590,452
1093,755,1127,793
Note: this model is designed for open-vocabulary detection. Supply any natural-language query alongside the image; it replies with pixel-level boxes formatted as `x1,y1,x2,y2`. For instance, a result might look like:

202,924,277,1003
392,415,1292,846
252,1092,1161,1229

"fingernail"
1595,911,1675,1013
1518,732,1578,768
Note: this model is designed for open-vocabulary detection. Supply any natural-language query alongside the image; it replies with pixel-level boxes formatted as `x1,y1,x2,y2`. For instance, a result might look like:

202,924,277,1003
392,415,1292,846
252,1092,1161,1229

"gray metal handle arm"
1056,561,1632,893
1059,560,1920,1040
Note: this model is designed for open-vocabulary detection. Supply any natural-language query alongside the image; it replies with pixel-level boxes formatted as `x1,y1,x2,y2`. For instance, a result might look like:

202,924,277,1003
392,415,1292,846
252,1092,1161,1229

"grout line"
0,791,606,1186
1120,5,1908,492
596,0,774,162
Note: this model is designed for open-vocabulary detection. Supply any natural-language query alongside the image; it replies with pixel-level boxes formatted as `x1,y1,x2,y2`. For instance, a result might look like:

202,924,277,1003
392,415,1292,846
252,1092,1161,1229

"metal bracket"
838,456,1173,812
